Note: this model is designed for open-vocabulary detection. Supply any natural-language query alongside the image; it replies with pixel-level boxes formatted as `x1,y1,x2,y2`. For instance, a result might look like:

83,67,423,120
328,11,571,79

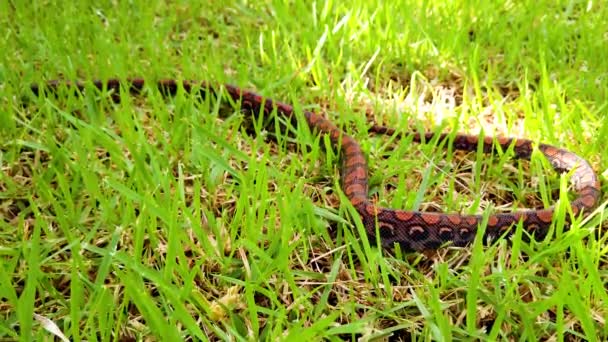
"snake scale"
30,78,602,251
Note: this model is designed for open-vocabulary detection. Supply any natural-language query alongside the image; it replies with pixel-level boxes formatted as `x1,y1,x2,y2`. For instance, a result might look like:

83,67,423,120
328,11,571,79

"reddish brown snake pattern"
30,78,601,251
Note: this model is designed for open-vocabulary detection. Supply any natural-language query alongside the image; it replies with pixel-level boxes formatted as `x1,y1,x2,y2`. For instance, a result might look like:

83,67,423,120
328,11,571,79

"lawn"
1,0,607,340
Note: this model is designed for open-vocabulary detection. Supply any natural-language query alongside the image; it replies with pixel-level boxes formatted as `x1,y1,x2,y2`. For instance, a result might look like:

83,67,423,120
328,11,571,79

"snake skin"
30,78,602,251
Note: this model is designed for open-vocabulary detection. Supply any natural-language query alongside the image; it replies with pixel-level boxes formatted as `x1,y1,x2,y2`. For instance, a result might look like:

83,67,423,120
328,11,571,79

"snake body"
30,78,602,251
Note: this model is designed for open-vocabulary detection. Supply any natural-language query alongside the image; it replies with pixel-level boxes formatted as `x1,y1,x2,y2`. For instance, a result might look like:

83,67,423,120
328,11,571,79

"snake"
29,78,602,251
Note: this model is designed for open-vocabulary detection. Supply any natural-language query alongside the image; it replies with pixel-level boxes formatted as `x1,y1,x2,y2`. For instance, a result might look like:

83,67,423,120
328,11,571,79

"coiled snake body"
30,79,601,251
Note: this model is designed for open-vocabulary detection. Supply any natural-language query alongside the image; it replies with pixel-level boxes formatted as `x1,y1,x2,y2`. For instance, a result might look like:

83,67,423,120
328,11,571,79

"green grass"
1,0,607,340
